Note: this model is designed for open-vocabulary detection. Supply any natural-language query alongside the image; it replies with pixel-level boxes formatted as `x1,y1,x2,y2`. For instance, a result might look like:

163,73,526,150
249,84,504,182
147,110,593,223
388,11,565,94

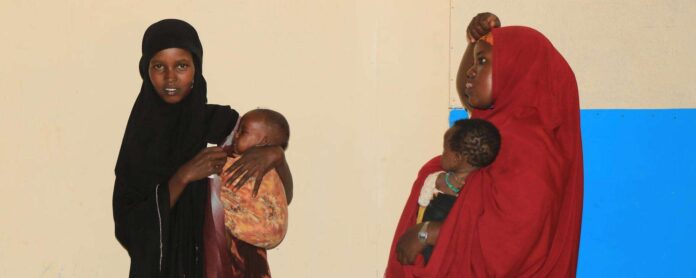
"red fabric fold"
204,177,235,278
386,26,583,277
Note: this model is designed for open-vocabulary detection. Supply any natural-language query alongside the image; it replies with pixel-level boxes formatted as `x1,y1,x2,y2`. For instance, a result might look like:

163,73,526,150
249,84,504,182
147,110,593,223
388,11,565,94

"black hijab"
114,19,237,277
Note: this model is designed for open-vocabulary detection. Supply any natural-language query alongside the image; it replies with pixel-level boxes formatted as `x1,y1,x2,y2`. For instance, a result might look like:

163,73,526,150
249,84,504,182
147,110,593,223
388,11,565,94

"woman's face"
461,40,493,109
148,48,195,104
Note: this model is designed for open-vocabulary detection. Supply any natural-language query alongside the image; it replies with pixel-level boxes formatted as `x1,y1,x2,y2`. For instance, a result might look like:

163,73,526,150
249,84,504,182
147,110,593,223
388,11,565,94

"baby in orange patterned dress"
221,109,290,250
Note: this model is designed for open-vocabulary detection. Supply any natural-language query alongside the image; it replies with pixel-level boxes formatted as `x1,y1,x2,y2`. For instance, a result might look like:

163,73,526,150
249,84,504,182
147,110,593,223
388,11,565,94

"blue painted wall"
449,109,696,277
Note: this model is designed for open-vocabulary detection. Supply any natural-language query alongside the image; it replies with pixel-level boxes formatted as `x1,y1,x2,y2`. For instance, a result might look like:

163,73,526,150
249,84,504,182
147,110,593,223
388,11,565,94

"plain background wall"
449,1,696,108
0,1,694,277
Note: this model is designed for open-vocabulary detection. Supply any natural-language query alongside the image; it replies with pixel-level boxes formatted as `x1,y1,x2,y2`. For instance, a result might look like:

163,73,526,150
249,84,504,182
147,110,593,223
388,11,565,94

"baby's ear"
257,136,270,147
457,153,473,167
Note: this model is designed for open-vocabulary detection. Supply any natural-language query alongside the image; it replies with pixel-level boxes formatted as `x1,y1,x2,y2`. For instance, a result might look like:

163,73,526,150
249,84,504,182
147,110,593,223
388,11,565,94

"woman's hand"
168,147,227,207
223,145,284,196
396,223,428,265
467,12,501,43
176,147,228,182
396,221,443,265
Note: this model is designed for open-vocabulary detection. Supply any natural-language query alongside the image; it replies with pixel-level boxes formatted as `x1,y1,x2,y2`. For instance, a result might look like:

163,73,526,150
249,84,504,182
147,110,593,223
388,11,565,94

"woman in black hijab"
113,19,292,277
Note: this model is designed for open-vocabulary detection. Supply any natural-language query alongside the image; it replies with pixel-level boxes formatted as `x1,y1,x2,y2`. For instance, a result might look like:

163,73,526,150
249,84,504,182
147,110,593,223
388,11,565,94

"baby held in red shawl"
386,13,583,278
417,119,500,264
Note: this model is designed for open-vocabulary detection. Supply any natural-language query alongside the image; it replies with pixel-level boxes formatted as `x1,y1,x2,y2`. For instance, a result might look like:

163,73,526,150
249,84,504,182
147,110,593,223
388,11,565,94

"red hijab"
386,26,583,277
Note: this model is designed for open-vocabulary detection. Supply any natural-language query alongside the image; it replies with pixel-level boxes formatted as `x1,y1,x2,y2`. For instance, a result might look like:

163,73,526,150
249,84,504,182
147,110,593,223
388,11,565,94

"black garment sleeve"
204,105,238,145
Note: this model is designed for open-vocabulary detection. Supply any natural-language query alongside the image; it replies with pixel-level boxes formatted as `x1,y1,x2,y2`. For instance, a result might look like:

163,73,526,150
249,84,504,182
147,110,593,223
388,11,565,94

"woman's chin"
157,94,184,104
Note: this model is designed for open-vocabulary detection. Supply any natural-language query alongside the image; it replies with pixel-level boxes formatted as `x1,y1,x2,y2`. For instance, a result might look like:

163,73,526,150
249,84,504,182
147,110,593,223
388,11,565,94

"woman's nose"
466,66,477,79
165,69,177,82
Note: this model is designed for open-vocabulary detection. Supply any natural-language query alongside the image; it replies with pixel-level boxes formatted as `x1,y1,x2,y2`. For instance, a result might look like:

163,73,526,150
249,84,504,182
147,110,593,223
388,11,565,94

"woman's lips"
464,82,473,97
164,88,178,96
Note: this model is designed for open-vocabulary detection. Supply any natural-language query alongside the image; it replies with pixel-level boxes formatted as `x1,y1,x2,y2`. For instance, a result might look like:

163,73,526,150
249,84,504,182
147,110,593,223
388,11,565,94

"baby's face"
440,126,474,172
232,114,268,155
440,128,459,171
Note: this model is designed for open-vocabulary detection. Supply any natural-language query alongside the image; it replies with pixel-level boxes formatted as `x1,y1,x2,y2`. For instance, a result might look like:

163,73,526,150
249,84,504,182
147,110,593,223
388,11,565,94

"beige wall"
0,1,693,277
449,0,696,108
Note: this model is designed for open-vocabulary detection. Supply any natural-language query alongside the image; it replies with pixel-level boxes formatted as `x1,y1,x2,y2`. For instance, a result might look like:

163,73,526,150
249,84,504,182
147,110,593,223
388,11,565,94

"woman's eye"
478,57,487,65
177,64,189,70
152,64,164,71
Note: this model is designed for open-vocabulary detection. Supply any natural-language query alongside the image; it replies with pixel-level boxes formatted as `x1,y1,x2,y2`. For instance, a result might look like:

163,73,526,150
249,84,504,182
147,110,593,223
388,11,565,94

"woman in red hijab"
386,13,583,277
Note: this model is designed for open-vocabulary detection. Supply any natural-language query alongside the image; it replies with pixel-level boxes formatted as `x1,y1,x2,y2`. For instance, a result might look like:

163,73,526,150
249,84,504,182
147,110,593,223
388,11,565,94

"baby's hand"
467,12,501,43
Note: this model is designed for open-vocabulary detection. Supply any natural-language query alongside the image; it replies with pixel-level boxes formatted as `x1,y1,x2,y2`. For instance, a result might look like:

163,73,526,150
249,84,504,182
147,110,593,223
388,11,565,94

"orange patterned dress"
220,156,289,250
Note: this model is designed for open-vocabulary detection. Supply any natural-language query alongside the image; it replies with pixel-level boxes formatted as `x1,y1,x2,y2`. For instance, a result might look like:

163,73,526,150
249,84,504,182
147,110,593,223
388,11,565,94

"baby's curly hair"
448,119,501,168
